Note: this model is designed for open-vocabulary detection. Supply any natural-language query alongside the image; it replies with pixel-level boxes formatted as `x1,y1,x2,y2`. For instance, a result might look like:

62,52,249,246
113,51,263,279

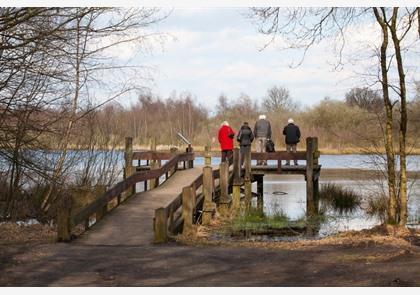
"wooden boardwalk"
76,167,202,246
56,137,322,244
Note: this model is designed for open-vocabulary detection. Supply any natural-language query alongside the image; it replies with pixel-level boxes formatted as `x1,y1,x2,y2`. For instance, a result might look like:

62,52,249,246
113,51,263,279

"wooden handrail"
71,152,194,227
154,159,236,242
251,151,307,161
132,151,173,161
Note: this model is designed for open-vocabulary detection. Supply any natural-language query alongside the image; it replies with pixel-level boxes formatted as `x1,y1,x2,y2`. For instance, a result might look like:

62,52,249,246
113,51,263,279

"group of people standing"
217,115,301,166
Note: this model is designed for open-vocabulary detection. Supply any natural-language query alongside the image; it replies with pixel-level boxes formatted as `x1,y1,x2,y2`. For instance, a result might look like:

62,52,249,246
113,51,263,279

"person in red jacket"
218,121,235,164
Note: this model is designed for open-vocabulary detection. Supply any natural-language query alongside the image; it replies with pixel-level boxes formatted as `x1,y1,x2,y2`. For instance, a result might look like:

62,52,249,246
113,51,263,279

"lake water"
193,154,420,235
256,176,420,236
192,154,420,171
3,151,419,232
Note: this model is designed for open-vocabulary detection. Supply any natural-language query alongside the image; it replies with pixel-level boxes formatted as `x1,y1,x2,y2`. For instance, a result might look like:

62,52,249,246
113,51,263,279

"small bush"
319,183,361,215
365,193,388,223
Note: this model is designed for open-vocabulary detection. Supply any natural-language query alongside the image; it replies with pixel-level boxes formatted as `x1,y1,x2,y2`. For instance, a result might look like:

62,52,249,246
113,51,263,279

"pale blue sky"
108,7,419,111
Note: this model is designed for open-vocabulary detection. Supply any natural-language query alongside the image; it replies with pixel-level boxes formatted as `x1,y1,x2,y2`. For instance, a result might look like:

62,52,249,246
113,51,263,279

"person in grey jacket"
237,122,254,166
254,114,272,165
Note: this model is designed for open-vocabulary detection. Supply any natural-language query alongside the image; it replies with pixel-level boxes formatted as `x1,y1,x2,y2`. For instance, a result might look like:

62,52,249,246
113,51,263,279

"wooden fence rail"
57,151,194,241
154,152,234,243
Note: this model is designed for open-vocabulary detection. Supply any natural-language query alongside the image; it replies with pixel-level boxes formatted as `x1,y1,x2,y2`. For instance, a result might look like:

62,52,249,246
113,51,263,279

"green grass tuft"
319,183,361,215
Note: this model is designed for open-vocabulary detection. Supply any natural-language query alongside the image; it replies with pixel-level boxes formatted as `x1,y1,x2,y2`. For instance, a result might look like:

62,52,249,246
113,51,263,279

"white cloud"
137,8,420,110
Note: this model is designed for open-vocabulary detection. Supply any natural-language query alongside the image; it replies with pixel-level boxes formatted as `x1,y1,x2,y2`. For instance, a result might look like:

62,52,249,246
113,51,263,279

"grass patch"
365,193,388,222
231,207,306,232
319,183,361,215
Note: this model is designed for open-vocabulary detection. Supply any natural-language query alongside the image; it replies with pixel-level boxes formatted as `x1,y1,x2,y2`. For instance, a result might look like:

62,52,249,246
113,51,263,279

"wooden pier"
57,137,321,244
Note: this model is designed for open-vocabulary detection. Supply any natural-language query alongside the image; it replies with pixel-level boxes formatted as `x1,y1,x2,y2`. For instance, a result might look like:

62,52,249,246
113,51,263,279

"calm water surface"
195,154,420,235
257,176,420,236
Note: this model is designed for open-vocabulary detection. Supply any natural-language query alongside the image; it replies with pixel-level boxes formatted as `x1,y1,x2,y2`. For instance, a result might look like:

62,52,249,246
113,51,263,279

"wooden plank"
251,151,306,161
72,154,187,226
132,151,173,160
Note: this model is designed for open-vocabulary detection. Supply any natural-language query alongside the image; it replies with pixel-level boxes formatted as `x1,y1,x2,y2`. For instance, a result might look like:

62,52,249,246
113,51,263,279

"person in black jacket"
237,122,254,166
283,118,301,165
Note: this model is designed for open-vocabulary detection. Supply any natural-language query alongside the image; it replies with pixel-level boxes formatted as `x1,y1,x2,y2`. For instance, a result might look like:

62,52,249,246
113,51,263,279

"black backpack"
266,139,275,153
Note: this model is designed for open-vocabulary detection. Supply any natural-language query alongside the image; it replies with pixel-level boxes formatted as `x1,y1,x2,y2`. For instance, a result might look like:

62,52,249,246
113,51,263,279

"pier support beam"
257,175,264,211
306,137,316,217
244,147,252,212
231,148,241,212
218,161,230,215
202,166,216,225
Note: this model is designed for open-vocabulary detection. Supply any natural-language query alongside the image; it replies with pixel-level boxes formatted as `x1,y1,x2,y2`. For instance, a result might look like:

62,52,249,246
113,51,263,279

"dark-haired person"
282,118,301,165
237,122,254,167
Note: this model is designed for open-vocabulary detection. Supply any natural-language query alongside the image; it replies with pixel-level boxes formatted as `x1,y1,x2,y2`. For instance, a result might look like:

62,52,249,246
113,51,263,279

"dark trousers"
221,150,233,164
240,145,251,166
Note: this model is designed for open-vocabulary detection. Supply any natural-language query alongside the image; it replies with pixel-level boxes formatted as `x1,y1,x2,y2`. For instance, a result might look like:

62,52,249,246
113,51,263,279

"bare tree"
0,8,167,219
263,86,298,113
345,87,383,112
249,6,419,225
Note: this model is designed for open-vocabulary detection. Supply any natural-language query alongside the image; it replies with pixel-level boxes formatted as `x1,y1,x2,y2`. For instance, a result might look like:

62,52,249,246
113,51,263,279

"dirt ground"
0,223,419,287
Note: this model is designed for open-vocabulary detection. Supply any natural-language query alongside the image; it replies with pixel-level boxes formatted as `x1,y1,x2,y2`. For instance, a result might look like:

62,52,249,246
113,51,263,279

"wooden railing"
154,156,235,243
57,150,194,241
153,137,321,243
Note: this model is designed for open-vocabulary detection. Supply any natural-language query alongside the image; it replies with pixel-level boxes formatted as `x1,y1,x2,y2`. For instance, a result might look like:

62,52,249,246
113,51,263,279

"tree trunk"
41,13,83,211
389,8,408,225
373,7,398,224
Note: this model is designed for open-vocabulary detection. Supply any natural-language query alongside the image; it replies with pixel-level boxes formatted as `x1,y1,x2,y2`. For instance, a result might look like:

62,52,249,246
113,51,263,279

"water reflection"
255,175,420,236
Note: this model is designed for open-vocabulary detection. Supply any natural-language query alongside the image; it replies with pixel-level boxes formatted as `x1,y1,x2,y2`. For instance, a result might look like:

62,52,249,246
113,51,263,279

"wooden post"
96,204,108,222
232,148,241,211
314,177,320,213
187,144,194,168
154,207,167,243
182,186,194,234
257,175,264,211
57,196,72,242
150,137,160,189
202,166,216,225
219,161,229,215
170,147,178,176
313,137,320,214
123,137,135,198
204,145,211,166
306,137,316,217
244,147,252,212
